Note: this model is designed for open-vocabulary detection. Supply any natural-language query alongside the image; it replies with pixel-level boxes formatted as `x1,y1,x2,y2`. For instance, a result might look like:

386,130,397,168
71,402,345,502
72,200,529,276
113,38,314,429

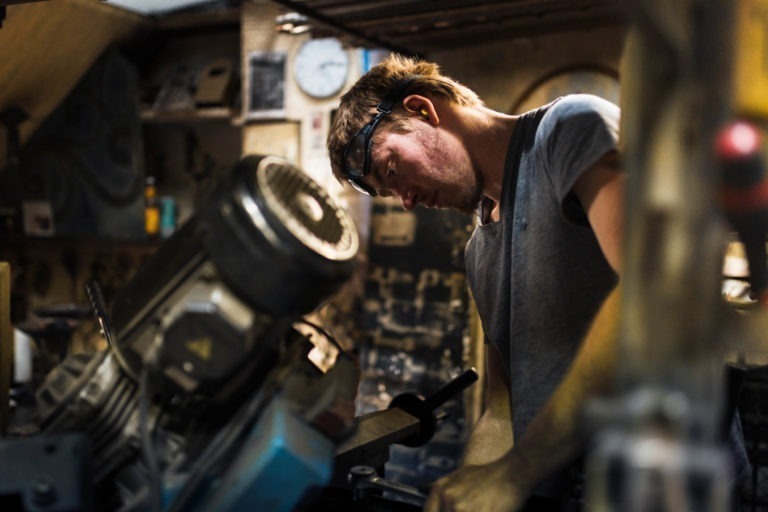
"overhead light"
275,12,310,35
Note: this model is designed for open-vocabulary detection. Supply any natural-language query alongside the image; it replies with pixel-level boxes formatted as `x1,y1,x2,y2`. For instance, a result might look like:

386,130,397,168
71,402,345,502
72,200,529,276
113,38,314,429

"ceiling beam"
269,0,422,58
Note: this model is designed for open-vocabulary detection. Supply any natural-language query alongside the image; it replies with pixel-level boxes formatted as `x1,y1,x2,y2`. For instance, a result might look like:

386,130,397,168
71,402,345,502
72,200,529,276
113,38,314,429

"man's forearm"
462,407,514,466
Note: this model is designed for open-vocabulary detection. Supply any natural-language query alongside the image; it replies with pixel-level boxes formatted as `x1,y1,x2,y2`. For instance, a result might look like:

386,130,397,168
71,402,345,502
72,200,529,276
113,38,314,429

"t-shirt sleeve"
536,94,620,224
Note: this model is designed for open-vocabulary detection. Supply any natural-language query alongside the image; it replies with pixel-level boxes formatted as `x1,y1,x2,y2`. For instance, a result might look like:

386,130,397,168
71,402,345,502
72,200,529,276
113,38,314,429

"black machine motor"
1,155,477,512
10,155,361,512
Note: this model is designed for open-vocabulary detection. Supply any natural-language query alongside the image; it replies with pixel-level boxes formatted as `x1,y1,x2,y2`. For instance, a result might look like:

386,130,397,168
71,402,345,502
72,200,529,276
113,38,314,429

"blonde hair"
327,54,482,184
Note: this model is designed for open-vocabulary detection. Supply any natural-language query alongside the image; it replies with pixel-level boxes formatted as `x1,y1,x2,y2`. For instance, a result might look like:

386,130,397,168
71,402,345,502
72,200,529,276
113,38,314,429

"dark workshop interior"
0,0,767,511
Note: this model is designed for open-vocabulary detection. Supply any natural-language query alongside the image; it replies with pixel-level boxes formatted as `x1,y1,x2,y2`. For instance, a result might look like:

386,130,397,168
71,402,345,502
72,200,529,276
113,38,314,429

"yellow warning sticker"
186,337,212,361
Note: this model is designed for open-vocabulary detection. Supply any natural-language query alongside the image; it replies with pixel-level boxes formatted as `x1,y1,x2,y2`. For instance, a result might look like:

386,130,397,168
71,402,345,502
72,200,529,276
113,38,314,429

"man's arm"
425,151,624,511
461,344,513,466
572,149,623,272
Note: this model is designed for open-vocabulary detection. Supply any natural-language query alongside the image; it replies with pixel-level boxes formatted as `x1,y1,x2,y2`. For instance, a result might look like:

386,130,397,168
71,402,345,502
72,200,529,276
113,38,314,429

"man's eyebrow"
369,148,387,184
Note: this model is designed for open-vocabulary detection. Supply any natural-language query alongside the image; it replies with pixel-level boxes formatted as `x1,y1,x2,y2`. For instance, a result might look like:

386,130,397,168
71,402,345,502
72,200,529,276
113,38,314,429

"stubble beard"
431,130,484,216
451,167,484,215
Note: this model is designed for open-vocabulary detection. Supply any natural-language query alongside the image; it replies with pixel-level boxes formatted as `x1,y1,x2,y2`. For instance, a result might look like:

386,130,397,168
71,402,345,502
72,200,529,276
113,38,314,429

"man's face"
362,120,483,214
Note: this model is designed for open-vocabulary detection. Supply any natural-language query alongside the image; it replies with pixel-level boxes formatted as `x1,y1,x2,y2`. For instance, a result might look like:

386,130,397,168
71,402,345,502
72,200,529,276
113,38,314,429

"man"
326,55,739,511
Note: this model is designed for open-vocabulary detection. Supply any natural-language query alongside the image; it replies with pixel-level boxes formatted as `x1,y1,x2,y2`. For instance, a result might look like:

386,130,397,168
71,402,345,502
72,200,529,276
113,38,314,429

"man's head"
328,54,484,211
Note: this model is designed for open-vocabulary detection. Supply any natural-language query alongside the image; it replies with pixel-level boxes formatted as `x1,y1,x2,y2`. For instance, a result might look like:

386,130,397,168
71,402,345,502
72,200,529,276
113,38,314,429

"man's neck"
473,110,518,204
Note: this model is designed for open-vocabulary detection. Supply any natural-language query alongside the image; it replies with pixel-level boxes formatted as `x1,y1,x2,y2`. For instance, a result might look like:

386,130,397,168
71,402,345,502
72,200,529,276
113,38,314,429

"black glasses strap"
377,77,416,114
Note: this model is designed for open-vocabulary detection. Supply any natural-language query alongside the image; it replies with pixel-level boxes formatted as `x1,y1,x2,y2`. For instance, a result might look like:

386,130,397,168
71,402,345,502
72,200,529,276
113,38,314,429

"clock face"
294,38,350,99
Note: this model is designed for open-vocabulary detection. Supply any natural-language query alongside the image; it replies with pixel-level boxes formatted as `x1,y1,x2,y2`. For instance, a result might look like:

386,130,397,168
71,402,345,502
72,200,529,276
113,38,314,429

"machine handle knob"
388,367,478,447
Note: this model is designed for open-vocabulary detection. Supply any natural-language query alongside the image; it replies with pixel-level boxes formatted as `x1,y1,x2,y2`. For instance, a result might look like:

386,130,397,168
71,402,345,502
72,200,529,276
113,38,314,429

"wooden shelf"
0,235,160,254
139,106,237,123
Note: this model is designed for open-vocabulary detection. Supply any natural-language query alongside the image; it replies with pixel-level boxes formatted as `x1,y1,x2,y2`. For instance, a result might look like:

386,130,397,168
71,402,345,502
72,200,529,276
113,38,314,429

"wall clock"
294,38,350,99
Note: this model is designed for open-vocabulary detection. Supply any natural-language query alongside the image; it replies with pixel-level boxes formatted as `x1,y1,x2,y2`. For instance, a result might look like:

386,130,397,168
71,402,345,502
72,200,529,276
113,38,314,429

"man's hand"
424,452,533,512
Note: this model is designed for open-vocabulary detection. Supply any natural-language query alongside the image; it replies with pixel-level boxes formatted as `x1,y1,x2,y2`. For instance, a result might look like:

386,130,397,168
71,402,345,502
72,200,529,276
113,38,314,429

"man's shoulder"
530,93,621,168
534,94,620,143
543,93,619,119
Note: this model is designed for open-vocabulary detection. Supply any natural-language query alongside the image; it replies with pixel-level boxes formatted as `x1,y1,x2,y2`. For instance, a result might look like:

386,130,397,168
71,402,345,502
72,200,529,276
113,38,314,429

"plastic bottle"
160,196,176,238
144,176,160,240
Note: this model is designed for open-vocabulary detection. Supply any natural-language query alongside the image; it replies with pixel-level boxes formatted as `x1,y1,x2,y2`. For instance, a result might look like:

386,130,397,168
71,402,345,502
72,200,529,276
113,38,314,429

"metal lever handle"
388,367,478,447
423,367,479,411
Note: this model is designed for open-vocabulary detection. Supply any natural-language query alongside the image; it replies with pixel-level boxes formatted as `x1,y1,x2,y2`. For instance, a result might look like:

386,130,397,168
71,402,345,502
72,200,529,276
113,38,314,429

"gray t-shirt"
465,94,620,444
465,94,750,500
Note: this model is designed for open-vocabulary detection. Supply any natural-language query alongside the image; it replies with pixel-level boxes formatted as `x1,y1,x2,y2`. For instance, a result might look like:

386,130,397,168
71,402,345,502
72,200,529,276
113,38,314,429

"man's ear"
403,95,438,125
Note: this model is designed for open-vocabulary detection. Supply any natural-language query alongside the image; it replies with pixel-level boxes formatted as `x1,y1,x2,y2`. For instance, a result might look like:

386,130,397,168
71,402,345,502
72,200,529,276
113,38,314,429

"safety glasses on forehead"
343,78,415,197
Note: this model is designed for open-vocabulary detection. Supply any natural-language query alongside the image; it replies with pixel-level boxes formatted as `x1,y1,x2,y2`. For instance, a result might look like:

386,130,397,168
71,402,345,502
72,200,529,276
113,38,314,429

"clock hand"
320,60,347,69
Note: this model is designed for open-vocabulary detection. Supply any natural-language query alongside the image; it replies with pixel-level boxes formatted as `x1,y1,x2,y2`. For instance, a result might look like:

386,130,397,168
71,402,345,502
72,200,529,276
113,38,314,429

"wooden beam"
0,1,49,5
